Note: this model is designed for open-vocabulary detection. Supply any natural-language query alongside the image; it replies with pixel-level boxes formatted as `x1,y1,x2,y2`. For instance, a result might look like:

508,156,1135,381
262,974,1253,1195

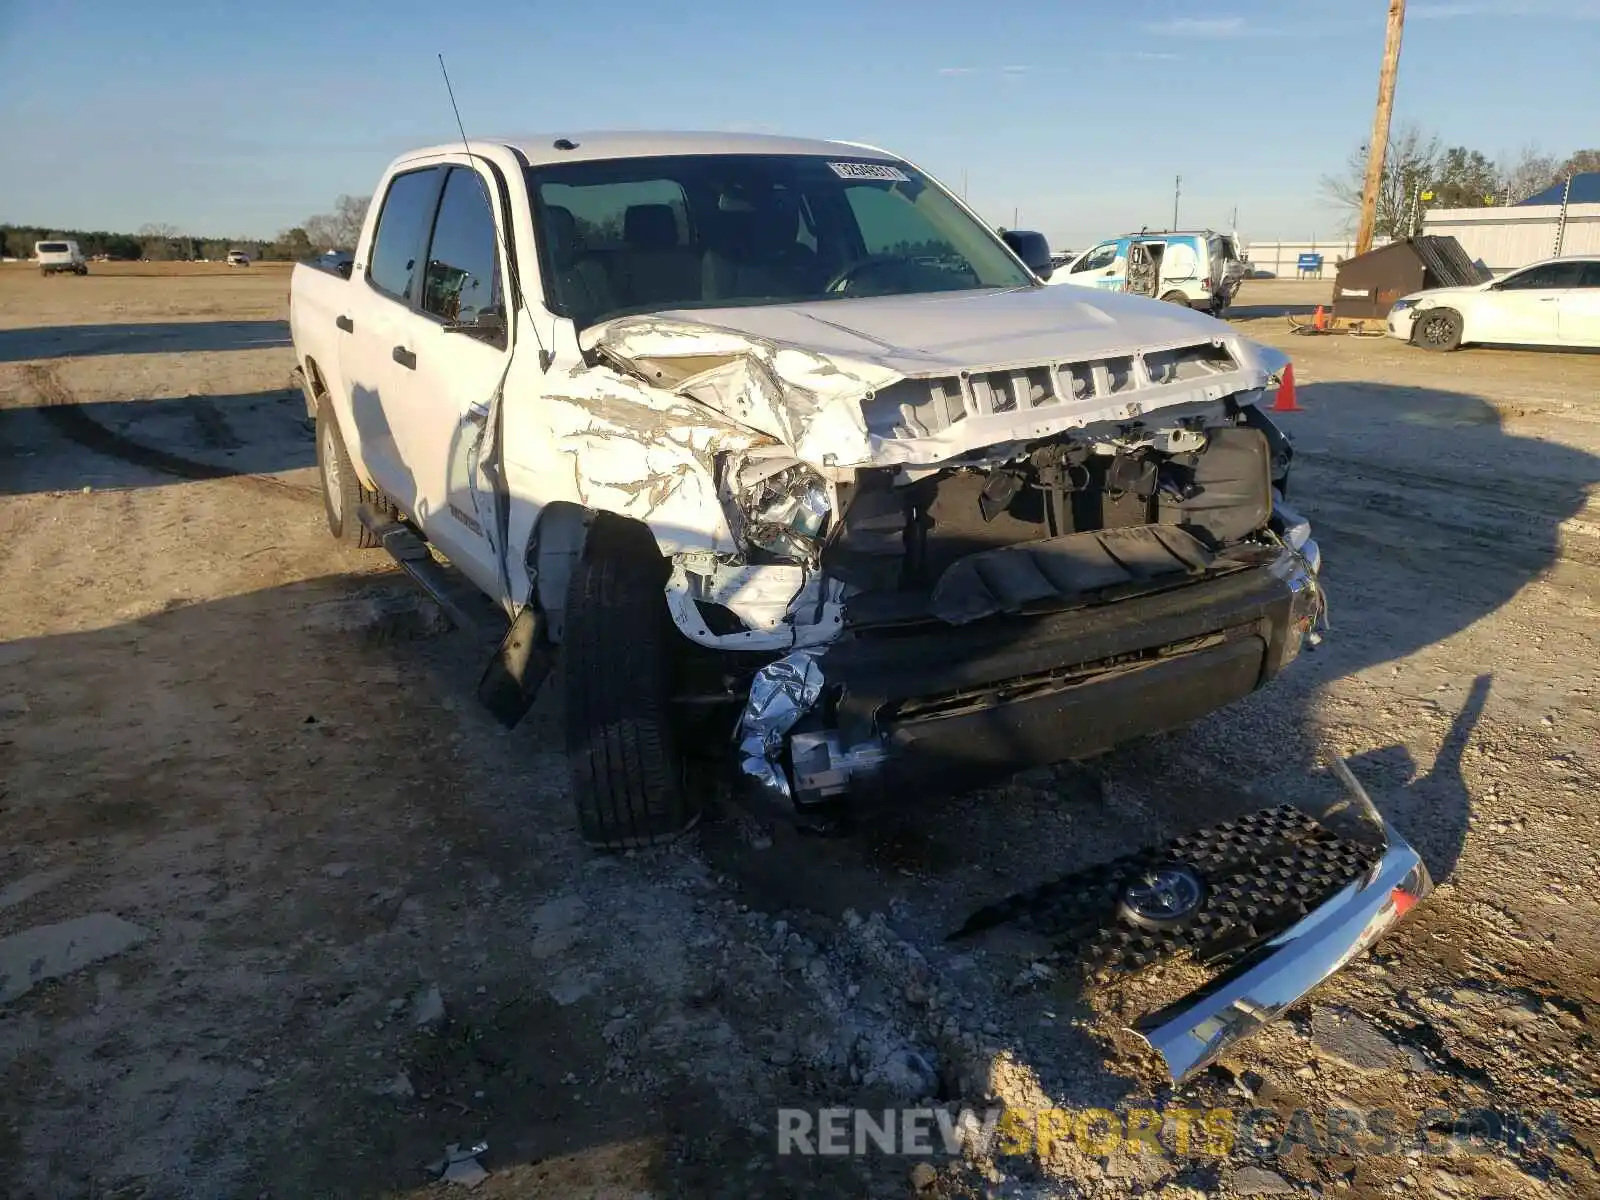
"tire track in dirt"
21,362,315,498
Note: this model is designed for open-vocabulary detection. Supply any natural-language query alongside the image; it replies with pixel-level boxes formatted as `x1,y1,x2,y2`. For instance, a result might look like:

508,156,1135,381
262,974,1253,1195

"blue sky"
2,0,1597,248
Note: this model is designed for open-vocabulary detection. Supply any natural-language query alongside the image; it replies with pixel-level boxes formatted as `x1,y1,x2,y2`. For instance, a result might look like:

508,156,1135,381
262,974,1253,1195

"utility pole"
1173,176,1181,229
1355,0,1407,256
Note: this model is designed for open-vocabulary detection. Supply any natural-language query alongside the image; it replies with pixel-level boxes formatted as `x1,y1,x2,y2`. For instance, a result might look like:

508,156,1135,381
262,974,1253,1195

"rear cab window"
367,167,444,302
38,242,69,253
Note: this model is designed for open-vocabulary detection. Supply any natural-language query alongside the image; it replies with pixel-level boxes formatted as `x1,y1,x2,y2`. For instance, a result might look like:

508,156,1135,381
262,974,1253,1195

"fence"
1240,239,1386,278
1420,204,1600,275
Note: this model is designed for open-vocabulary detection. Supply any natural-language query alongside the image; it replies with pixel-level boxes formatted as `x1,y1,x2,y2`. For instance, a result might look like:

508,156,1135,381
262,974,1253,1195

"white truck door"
1061,242,1121,290
387,164,509,599
342,166,446,507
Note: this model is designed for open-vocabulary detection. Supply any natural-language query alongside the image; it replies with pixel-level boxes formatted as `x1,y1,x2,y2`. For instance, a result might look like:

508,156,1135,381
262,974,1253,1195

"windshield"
527,154,1033,326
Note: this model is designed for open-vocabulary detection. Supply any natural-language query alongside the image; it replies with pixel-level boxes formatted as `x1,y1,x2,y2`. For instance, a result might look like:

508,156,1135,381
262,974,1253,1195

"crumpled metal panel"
735,648,824,804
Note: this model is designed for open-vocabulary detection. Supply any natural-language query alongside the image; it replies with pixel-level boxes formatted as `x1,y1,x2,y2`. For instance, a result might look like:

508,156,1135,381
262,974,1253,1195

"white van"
1050,231,1244,314
35,240,88,277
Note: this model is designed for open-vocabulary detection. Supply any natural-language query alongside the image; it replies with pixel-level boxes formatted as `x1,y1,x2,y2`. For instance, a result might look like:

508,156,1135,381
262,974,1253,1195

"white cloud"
1141,15,1248,37
938,65,1033,77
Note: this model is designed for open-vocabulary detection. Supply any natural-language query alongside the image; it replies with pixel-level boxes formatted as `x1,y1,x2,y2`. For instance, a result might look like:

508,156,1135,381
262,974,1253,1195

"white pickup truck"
289,131,1323,850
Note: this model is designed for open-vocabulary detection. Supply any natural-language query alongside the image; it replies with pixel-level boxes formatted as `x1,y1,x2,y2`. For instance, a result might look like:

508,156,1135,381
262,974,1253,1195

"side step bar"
356,504,486,634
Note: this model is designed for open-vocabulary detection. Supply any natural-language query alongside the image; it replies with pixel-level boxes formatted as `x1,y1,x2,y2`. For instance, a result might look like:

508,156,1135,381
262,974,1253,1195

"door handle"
393,346,417,369
463,401,490,427
336,315,354,333
1537,297,1558,302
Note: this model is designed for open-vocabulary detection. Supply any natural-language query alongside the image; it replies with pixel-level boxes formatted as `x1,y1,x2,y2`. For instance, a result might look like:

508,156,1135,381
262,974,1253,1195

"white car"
1387,255,1600,350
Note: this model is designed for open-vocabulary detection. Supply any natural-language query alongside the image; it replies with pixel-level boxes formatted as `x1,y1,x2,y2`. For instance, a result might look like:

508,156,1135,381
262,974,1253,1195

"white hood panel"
586,285,1289,470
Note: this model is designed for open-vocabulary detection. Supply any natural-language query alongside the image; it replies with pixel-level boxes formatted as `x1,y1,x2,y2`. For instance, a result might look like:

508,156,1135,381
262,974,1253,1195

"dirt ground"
2,268,1598,1199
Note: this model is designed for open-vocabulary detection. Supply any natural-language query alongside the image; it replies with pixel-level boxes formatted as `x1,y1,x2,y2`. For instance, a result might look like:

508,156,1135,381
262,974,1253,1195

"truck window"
1073,244,1117,273
421,167,503,326
368,168,443,302
843,185,952,259
38,242,70,253
528,154,1030,325
540,179,690,249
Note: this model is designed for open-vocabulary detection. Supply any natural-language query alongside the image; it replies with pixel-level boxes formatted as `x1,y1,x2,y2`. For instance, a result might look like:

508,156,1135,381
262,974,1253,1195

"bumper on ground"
1134,814,1432,1082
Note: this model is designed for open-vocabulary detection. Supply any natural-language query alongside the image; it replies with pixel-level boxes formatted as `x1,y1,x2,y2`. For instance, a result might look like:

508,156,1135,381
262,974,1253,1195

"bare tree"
303,195,372,252
137,222,184,261
1556,149,1600,178
1319,124,1441,240
303,214,338,251
1498,145,1561,204
332,195,370,249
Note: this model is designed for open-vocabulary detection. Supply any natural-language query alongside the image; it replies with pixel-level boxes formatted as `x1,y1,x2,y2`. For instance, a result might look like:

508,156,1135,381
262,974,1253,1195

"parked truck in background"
35,240,87,276
1051,230,1245,314
288,132,1322,851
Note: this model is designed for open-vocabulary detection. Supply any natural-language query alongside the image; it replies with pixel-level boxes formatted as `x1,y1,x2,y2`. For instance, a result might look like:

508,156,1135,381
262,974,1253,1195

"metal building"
1422,175,1600,275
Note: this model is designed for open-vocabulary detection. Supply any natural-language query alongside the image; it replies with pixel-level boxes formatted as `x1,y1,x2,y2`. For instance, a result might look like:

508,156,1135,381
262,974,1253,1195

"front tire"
315,406,381,548
564,516,697,849
1413,308,1463,351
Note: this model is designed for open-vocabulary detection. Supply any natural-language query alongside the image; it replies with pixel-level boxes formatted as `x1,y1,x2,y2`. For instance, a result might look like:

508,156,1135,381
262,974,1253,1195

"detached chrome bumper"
1133,816,1432,1084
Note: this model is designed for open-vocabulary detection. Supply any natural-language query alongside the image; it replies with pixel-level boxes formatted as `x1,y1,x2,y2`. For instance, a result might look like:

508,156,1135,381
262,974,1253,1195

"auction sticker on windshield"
828,161,910,182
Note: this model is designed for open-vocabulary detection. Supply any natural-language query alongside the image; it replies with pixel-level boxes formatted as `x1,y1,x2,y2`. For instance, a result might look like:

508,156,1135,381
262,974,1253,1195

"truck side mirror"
1002,229,1053,280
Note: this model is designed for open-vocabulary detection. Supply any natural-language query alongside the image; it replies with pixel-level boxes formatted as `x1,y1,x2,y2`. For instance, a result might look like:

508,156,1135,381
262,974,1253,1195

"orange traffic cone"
1312,305,1328,331
1271,363,1303,413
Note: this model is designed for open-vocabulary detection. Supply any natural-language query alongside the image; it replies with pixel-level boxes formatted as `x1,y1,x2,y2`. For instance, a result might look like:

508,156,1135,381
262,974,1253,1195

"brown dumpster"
1331,236,1486,321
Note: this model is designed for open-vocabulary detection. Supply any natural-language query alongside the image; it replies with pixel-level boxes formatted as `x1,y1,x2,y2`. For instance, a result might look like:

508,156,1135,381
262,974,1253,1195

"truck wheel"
564,516,697,849
1160,290,1188,305
315,406,381,548
1413,308,1463,351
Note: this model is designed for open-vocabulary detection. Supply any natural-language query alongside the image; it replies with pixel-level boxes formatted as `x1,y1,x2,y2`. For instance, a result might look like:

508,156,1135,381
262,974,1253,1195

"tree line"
2,194,372,263
1321,131,1600,241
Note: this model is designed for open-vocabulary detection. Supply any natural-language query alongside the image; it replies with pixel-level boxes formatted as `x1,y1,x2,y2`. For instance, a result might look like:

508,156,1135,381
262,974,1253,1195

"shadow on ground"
0,389,313,493
0,320,290,362
1224,297,1325,320
5,371,1598,1195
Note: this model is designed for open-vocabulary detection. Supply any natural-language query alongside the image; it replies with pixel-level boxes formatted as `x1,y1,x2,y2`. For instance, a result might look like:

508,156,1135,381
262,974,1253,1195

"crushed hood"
586,285,1289,470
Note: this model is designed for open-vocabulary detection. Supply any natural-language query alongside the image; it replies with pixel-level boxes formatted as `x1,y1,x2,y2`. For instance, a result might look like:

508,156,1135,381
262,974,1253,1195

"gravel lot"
2,267,1598,1199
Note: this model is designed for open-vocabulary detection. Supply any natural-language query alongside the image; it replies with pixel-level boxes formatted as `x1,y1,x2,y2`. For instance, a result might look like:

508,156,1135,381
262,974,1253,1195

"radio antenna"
438,53,551,371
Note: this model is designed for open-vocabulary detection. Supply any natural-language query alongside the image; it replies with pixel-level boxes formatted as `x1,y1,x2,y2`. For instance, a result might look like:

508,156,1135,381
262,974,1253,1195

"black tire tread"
1414,307,1463,352
564,516,696,849
315,405,382,548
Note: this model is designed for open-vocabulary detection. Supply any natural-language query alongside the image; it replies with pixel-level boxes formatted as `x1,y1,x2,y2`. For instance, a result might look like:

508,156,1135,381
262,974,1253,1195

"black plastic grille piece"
950,805,1382,980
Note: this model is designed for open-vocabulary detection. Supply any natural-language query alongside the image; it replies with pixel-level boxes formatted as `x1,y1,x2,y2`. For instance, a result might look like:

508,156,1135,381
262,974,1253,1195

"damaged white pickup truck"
289,132,1326,850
